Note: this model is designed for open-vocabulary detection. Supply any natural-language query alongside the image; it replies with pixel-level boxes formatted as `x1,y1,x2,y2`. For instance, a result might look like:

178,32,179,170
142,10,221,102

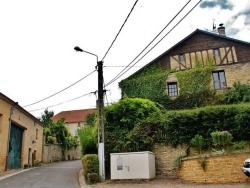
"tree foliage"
39,108,54,127
105,97,162,153
223,82,250,104
39,109,77,152
78,125,98,155
85,112,96,126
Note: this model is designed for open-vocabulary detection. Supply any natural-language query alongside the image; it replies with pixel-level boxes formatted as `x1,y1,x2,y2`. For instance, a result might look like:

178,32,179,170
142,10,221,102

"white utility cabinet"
110,151,156,180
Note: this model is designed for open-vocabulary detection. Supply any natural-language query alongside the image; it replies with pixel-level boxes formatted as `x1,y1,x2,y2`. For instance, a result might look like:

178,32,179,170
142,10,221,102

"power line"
28,92,94,112
105,0,193,86
104,65,142,68
23,69,96,108
105,0,202,87
101,0,139,62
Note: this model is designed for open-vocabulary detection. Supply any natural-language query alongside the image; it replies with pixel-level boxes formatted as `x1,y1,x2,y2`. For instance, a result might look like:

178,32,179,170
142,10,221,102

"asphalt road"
0,160,82,188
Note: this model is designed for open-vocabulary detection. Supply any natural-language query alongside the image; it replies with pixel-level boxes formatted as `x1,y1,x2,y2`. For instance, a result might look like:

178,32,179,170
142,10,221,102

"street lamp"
74,46,105,180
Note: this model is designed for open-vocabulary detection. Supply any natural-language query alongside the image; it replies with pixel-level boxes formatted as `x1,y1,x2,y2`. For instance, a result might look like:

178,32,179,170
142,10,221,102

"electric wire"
23,69,96,108
104,65,142,67
26,0,198,112
105,0,202,87
28,92,93,112
105,0,193,86
101,0,139,62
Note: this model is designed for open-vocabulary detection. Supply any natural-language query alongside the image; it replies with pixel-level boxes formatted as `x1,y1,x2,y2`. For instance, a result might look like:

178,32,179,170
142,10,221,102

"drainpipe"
5,102,18,171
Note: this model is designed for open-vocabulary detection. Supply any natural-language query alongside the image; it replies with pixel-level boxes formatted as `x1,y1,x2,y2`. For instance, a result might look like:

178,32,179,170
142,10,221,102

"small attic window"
214,49,220,57
178,54,185,62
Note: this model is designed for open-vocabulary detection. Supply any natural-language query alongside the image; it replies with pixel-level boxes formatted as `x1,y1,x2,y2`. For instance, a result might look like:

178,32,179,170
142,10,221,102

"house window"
212,70,227,89
36,129,38,140
167,82,178,96
0,114,2,132
214,49,220,57
178,54,185,62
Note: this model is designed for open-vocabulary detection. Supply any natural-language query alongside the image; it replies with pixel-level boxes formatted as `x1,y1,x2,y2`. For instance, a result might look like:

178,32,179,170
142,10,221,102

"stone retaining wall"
153,144,249,183
178,152,250,183
153,144,187,178
43,144,81,163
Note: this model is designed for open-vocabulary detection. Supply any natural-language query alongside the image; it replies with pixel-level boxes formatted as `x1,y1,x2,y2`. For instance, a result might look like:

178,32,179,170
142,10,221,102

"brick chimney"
217,23,226,36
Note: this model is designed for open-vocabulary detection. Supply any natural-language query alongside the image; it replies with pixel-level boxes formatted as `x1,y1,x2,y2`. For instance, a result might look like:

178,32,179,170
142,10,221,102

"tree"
105,97,162,153
39,109,77,154
39,108,54,127
78,124,98,155
85,112,96,126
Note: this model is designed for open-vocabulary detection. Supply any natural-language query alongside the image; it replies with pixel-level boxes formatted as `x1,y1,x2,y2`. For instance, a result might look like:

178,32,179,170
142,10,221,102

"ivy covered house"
119,24,250,109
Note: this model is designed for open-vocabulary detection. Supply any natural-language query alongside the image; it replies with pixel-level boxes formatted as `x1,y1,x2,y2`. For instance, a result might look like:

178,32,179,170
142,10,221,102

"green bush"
211,131,233,151
232,141,247,151
223,82,250,104
191,134,204,154
87,173,99,184
82,154,99,184
46,136,56,144
78,125,98,156
159,103,250,146
105,97,162,153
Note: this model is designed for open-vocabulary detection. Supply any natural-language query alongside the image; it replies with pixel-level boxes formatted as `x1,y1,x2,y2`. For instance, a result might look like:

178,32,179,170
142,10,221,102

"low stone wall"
153,143,187,178
43,144,81,163
178,152,250,183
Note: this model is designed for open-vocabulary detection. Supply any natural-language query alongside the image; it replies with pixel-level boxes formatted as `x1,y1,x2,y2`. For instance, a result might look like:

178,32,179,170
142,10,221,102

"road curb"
79,168,91,188
0,168,31,181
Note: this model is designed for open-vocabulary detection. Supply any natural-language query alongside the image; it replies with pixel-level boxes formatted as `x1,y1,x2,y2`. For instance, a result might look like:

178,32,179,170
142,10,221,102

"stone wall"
178,152,250,183
43,144,81,163
153,144,249,183
218,62,250,87
153,143,187,178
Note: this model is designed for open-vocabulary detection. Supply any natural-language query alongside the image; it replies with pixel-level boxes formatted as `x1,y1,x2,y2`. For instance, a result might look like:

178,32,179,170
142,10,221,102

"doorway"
8,124,23,169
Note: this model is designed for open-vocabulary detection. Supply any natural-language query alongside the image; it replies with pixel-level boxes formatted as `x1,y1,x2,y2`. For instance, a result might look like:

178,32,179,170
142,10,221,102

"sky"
1,0,250,118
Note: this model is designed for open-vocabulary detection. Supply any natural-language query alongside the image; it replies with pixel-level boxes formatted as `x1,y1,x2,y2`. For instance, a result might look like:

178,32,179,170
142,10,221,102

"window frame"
167,82,178,97
213,49,220,57
212,70,227,90
178,54,185,62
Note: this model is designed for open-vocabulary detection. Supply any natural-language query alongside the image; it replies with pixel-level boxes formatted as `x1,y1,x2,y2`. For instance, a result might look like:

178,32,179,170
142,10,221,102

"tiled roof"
51,108,96,123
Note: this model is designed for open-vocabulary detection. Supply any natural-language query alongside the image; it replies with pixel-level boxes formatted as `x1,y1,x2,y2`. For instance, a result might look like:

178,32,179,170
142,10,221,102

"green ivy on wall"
119,58,218,110
119,62,171,107
176,60,215,95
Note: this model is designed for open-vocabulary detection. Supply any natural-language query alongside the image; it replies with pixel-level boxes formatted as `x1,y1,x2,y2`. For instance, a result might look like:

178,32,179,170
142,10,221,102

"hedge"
158,103,250,147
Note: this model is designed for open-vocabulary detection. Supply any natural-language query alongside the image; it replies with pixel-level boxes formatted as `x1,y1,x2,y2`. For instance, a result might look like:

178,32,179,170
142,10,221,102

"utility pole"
97,61,105,180
74,46,105,180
